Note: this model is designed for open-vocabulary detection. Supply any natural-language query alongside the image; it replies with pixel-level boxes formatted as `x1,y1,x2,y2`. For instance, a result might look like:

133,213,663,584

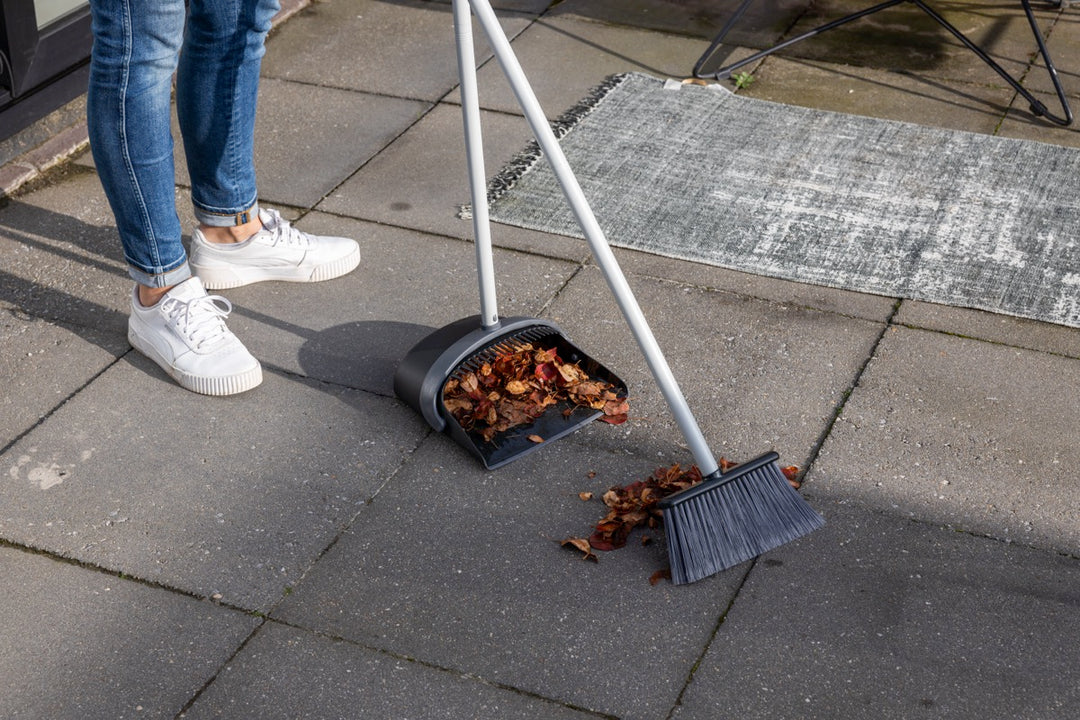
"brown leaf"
649,568,672,585
556,362,588,384
578,491,594,501
560,537,598,562
505,379,530,395
459,372,479,394
527,434,544,444
781,465,801,489
603,398,630,417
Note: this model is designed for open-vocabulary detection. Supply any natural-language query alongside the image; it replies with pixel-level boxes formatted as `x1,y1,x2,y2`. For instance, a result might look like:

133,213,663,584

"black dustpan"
392,9,625,469
394,315,626,469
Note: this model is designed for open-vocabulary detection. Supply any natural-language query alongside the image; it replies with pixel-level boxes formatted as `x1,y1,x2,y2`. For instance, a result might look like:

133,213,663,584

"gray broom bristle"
660,453,825,585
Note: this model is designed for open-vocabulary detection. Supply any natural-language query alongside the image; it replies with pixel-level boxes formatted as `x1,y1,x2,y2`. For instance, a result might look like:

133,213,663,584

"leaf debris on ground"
562,458,804,580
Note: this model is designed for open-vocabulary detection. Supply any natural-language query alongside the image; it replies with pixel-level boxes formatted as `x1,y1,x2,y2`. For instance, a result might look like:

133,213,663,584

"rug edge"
458,73,634,220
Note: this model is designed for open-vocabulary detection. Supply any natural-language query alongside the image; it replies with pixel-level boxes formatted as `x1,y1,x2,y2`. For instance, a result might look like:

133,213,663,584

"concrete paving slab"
670,497,1080,720
0,545,258,720
0,170,131,329
0,303,127,449
997,88,1080,148
0,361,428,611
807,325,1080,556
550,0,811,44
895,299,1080,360
449,13,709,116
181,621,600,719
172,78,430,211
1013,6,1079,99
740,56,1014,135
216,212,585,395
273,437,752,720
774,0,1052,82
610,245,898,325
431,0,559,13
8,0,1080,716
317,102,591,260
543,265,884,468
260,0,535,103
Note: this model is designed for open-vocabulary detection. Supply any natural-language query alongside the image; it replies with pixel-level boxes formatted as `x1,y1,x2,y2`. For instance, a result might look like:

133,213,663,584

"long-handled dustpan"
398,0,824,582
393,0,626,470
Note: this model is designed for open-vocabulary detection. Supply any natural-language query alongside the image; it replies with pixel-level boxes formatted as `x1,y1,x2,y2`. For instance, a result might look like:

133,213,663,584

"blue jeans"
87,0,280,287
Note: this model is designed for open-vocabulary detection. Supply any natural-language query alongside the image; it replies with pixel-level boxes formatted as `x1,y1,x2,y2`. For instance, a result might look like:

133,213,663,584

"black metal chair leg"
693,0,1072,126
916,0,1071,126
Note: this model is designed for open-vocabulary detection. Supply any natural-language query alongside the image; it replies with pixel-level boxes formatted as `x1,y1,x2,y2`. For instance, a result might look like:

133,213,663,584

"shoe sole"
193,246,361,290
128,328,263,396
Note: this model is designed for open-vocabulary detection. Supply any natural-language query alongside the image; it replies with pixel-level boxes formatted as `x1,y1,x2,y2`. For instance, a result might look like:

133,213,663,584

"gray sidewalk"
2,1,1079,718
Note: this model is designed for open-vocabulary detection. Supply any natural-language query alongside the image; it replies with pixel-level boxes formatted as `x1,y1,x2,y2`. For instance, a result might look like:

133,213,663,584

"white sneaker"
189,208,360,289
128,276,263,396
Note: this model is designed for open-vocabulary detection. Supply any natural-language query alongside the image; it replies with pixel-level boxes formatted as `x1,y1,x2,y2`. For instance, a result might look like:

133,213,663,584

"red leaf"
534,362,558,382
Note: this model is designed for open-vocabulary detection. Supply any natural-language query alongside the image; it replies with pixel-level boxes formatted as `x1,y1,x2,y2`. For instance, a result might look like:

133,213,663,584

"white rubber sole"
128,328,263,396
194,246,361,290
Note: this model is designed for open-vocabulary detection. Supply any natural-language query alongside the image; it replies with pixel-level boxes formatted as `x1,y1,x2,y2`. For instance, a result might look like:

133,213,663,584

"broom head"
658,452,824,584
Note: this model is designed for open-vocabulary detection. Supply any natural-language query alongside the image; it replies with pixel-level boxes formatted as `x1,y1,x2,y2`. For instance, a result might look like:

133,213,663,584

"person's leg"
177,0,360,289
87,0,189,292
87,0,262,395
176,0,278,232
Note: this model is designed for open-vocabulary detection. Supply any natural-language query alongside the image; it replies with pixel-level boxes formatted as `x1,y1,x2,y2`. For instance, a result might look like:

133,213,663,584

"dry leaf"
578,491,594,501
527,434,544,443
560,537,598,562
649,568,672,585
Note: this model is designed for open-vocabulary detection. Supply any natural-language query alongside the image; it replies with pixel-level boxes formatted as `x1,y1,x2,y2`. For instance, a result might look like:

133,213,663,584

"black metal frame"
0,2,93,141
693,0,1072,126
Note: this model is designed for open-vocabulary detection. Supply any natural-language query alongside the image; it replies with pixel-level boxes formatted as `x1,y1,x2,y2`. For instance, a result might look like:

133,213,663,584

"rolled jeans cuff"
194,200,261,228
128,260,192,289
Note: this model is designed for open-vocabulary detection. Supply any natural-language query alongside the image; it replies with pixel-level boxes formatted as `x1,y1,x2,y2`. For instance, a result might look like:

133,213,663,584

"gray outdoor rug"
481,71,1080,329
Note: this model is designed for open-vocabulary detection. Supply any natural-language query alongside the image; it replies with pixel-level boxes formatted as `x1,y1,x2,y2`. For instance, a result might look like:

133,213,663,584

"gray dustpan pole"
454,0,500,330
466,0,721,478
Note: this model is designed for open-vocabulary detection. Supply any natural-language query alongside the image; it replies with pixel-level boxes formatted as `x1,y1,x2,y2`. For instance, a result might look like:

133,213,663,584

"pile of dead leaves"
587,462,710,552
442,342,628,443
561,460,802,579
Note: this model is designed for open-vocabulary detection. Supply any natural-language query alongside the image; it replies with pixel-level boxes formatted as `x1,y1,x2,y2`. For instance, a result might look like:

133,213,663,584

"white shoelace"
160,293,233,350
260,208,313,248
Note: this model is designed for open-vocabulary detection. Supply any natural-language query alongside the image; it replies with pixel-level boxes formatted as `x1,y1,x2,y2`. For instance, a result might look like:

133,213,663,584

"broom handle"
454,0,500,330
467,0,721,477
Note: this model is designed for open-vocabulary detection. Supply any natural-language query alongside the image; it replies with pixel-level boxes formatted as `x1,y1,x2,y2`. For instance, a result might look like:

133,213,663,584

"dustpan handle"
467,0,721,477
454,0,500,330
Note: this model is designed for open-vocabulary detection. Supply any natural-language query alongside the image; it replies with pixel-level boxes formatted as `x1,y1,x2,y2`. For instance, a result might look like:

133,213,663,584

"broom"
658,453,824,584
458,0,825,583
